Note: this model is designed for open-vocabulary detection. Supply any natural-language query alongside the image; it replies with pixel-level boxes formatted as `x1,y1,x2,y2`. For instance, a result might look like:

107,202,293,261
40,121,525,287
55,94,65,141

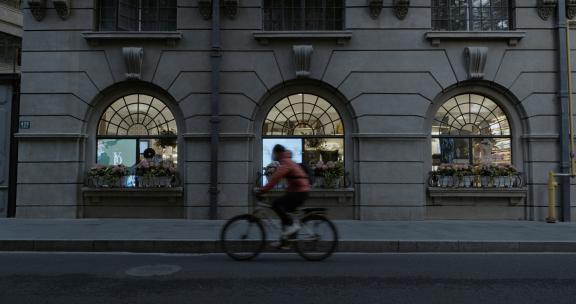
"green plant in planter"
156,130,177,148
454,164,473,187
436,163,457,176
87,164,128,187
494,163,518,187
322,161,344,188
136,159,177,187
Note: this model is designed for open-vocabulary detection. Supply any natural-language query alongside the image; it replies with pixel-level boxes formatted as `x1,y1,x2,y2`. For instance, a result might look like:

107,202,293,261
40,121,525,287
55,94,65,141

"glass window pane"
97,139,137,167
304,138,344,165
473,138,511,165
437,137,470,165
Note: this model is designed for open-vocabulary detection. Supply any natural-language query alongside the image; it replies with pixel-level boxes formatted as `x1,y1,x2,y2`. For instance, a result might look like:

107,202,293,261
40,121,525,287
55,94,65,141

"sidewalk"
1,219,576,253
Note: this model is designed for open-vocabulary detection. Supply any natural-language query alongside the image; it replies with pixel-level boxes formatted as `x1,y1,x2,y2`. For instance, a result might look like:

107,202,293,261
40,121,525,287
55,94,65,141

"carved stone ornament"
52,0,71,19
293,45,313,78
122,47,144,80
537,0,557,20
198,0,212,20
368,0,383,18
568,0,576,19
223,0,239,19
393,0,410,20
465,46,488,80
27,0,47,21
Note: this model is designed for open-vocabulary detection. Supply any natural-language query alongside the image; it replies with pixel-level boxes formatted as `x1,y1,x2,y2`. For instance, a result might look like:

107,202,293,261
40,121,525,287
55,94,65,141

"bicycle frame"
251,201,321,242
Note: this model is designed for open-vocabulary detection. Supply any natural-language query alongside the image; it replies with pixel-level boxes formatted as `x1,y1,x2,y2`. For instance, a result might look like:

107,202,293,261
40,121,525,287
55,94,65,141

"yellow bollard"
547,171,557,223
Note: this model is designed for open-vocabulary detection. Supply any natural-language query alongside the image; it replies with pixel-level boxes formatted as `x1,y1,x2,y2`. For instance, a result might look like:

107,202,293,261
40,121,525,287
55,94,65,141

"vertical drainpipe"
558,0,572,221
209,0,222,220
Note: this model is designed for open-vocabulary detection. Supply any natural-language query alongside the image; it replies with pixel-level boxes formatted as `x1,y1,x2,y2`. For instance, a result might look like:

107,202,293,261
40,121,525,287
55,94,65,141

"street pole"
209,0,222,220
557,0,572,221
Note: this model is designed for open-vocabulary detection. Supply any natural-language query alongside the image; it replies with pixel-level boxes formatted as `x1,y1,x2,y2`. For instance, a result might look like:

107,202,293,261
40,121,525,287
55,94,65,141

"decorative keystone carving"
52,0,71,19
223,0,238,19
393,0,409,19
465,46,488,80
122,47,144,80
293,45,313,78
198,0,212,20
568,0,576,19
27,0,47,21
537,0,557,20
368,0,383,18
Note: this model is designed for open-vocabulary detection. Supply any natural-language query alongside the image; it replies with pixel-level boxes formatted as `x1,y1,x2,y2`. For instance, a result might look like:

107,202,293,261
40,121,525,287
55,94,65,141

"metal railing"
428,171,525,189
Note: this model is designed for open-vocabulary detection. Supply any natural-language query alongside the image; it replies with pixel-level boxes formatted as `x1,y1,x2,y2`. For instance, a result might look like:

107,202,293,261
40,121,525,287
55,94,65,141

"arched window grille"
262,93,344,170
431,94,511,167
96,94,178,169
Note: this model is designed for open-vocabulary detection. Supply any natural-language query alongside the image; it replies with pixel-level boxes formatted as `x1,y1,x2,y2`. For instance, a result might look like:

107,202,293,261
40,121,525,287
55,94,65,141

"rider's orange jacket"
262,152,311,193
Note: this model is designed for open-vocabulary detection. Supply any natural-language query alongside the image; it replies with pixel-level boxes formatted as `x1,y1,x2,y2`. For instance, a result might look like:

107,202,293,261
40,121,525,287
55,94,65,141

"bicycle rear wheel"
220,214,266,261
294,214,338,261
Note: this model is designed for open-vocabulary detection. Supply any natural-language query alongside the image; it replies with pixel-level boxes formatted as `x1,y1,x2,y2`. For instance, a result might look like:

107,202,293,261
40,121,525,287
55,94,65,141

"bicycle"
220,197,339,261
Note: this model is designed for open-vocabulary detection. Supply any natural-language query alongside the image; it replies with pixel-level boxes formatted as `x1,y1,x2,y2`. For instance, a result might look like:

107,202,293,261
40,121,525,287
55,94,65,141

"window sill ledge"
428,187,527,206
425,31,526,46
82,31,182,46
82,187,184,197
253,31,352,45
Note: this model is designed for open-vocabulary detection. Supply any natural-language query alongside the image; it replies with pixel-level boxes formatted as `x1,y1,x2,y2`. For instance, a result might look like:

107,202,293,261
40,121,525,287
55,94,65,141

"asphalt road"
0,252,575,304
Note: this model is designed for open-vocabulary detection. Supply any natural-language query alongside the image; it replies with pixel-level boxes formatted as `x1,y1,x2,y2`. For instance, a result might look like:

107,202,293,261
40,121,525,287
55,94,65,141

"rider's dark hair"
272,144,286,154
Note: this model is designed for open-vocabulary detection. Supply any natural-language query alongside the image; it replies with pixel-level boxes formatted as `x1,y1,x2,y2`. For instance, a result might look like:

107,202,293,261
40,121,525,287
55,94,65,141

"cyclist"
257,144,310,237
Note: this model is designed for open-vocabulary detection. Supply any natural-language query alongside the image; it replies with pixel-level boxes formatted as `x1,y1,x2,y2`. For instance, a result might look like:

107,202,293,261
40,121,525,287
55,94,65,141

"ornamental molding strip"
27,0,47,21
223,0,239,19
368,0,383,18
465,46,488,80
393,0,409,20
568,0,576,19
198,0,212,20
537,0,557,20
198,0,239,20
122,47,144,80
52,0,71,19
293,45,313,78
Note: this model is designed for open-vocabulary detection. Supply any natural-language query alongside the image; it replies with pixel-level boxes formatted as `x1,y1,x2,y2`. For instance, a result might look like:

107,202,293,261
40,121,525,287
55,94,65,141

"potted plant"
156,130,178,149
136,159,176,188
263,161,285,189
455,164,473,188
495,164,517,188
322,161,344,189
87,164,127,188
436,164,456,187
312,160,327,188
477,164,496,187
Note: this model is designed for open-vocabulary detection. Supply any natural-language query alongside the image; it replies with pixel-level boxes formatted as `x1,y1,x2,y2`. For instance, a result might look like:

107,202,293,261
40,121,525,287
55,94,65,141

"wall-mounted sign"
19,121,30,130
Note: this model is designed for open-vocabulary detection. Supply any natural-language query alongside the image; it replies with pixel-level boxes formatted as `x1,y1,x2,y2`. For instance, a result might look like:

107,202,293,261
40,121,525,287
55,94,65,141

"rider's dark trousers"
272,192,308,226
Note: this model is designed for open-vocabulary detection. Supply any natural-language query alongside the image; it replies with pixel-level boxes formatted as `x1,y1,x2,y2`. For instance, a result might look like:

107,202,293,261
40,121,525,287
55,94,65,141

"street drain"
125,264,182,277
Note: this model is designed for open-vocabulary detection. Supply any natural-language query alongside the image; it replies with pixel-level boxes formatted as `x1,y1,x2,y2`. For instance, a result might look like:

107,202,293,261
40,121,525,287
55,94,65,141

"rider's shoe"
282,222,301,237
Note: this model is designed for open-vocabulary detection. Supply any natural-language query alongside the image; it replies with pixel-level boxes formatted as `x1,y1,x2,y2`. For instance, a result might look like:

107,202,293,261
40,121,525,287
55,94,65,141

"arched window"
431,94,511,167
97,94,178,168
262,93,344,167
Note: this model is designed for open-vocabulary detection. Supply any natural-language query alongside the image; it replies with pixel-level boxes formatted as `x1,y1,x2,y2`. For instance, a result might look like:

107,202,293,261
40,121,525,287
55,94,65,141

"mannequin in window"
479,139,493,164
440,138,454,164
143,148,163,165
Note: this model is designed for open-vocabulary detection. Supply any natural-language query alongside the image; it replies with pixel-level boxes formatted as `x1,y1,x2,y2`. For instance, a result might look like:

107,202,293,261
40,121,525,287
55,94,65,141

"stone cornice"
425,31,526,47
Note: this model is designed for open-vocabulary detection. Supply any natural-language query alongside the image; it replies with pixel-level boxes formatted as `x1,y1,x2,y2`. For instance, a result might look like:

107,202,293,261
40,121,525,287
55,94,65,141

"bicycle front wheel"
294,214,339,261
220,214,266,261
